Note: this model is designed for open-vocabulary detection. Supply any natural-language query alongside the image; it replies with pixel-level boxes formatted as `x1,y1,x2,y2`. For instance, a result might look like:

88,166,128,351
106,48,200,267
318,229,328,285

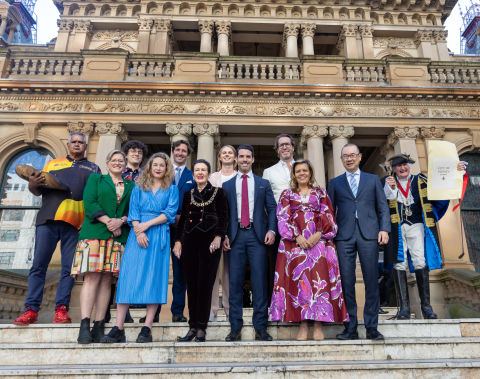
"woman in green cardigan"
71,149,135,344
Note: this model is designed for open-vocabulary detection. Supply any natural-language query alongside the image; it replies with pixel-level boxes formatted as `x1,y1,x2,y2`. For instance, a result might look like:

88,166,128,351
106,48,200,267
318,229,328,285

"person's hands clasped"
209,236,222,254
307,232,322,248
112,228,122,237
134,222,149,236
137,232,149,248
106,218,123,232
173,241,182,259
296,235,311,250
378,231,389,245
264,231,275,245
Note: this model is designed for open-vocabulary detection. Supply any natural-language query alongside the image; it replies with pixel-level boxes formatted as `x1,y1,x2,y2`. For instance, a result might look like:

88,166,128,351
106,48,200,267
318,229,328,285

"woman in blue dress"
101,152,179,343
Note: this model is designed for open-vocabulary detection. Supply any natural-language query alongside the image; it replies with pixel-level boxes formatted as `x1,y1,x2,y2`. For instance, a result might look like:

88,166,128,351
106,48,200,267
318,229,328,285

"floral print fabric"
269,188,349,323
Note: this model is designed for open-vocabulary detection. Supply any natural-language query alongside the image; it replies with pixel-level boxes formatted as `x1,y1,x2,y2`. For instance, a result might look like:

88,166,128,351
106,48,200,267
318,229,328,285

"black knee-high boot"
415,267,437,319
77,318,93,344
393,269,410,320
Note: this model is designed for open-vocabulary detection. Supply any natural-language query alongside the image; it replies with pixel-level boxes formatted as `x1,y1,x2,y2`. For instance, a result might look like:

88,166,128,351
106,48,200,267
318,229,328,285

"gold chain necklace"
190,187,218,207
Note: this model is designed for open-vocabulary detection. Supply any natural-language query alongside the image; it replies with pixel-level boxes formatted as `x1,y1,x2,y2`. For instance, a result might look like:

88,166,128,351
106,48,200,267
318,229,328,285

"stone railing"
126,56,175,80
429,63,480,85
217,57,301,81
7,52,84,78
439,269,480,318
344,60,387,83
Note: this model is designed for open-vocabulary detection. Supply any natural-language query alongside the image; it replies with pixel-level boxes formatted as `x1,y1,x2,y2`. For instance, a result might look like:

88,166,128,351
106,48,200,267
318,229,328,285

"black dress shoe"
136,326,153,343
194,329,206,342
225,329,242,341
172,314,187,322
378,307,388,315
255,329,273,341
366,328,384,340
77,318,93,344
177,328,196,342
100,326,126,343
124,310,134,323
336,329,359,340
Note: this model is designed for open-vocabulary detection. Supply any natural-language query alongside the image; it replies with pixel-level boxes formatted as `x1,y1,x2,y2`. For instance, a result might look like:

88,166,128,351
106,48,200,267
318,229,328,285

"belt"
239,222,253,230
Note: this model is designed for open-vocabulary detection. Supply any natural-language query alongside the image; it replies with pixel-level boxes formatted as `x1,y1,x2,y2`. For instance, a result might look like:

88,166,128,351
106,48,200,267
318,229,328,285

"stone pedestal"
329,125,355,177
302,125,328,187
81,51,128,81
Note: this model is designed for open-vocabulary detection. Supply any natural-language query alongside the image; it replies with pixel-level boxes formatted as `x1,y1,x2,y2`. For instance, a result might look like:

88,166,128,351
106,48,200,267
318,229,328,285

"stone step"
1,359,480,378
0,318,473,344
1,337,480,366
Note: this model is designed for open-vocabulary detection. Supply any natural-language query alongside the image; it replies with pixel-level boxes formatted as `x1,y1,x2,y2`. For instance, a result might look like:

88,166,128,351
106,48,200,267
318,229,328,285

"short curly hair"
122,140,147,161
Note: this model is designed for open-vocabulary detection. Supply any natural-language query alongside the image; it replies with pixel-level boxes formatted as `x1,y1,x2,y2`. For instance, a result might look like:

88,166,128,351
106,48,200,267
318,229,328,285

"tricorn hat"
388,153,415,167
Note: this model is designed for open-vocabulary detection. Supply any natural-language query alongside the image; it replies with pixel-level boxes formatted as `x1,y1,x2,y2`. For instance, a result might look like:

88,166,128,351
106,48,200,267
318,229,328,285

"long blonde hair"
137,152,174,191
217,145,237,170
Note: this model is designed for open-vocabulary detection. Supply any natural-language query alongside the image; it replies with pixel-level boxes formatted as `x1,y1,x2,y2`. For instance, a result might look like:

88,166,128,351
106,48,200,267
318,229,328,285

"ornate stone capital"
433,30,448,43
392,126,420,140
155,19,172,33
198,20,214,35
414,29,433,46
67,121,94,137
137,17,154,32
284,23,300,38
302,125,328,139
23,122,39,145
341,24,358,38
420,126,445,139
359,25,373,38
73,20,92,34
215,21,231,36
329,125,355,139
57,19,73,32
193,123,219,137
96,122,128,141
301,24,316,39
165,123,192,137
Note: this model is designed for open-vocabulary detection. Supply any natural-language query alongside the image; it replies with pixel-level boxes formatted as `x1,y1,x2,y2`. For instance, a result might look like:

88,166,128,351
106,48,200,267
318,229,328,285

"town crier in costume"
383,153,466,320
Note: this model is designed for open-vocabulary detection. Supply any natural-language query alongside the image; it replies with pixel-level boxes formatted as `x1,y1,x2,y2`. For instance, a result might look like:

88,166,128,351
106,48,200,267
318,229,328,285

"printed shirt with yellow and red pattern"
36,156,101,229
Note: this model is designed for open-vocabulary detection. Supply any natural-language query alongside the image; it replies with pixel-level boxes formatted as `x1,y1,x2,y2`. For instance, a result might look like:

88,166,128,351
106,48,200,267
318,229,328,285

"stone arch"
354,8,365,20
375,48,412,59
455,133,478,155
212,3,223,16
228,4,239,16
260,5,271,17
100,4,111,17
131,5,141,17
426,14,436,26
398,13,407,24
291,6,303,17
383,13,393,24
339,7,349,20
97,42,136,54
84,4,95,16
323,7,334,19
276,6,287,18
68,3,80,16
370,11,379,23
146,2,157,14
412,14,422,25
307,6,318,18
179,2,191,15
163,2,174,15
116,5,127,17
196,3,207,15
244,4,255,17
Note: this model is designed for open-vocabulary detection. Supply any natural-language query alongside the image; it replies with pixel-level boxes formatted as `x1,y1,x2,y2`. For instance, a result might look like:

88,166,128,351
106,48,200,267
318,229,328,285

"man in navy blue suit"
222,144,277,341
170,139,195,322
328,143,390,340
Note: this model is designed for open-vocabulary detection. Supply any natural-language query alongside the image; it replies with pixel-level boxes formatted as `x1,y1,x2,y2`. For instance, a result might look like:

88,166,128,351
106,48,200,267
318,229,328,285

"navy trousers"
335,220,380,331
25,221,78,311
170,225,186,316
228,228,268,332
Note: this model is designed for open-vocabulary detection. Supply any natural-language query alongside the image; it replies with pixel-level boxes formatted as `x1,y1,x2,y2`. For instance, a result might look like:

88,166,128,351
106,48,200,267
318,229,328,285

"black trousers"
182,229,221,330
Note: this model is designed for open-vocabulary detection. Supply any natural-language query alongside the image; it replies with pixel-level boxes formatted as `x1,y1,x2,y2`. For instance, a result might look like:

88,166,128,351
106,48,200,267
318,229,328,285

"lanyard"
397,179,410,199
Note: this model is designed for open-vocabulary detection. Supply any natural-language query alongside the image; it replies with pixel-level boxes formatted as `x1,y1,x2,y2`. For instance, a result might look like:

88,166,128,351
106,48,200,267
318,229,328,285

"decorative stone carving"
359,25,373,38
198,20,214,34
329,125,355,139
341,24,358,38
433,30,448,44
414,29,433,46
193,123,219,136
92,30,138,41
67,121,94,137
284,23,300,38
155,19,172,33
421,126,446,139
373,37,415,49
302,125,328,139
23,122,39,145
57,19,73,32
301,24,316,38
165,122,192,136
392,126,420,139
137,17,154,32
73,20,92,34
215,21,231,35
96,122,128,141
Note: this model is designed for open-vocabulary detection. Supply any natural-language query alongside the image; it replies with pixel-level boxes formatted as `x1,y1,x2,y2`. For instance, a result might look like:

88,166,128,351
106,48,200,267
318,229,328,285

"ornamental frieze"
373,37,415,49
92,30,139,41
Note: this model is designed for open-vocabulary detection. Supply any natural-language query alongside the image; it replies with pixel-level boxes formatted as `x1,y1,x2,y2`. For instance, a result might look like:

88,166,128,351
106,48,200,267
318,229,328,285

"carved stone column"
55,19,73,52
433,30,450,61
70,20,93,52
329,125,354,176
387,127,420,174
165,122,192,143
193,123,219,170
151,19,172,54
301,24,316,56
283,23,300,58
67,121,95,140
302,125,328,187
215,21,231,56
339,25,358,58
359,25,374,59
137,17,154,54
415,29,436,60
0,17,7,37
199,20,214,53
95,122,128,173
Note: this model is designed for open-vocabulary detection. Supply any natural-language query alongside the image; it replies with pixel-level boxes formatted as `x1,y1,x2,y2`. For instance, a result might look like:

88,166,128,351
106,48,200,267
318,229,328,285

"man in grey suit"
328,144,390,340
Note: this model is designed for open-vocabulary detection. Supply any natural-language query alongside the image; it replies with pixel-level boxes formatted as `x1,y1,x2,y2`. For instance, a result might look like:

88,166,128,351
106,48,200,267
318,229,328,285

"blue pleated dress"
116,184,179,304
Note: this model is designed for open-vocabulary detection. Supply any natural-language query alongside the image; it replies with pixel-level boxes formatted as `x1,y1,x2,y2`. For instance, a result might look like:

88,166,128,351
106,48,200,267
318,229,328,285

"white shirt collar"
347,169,360,177
280,160,294,168
173,164,185,171
237,170,253,179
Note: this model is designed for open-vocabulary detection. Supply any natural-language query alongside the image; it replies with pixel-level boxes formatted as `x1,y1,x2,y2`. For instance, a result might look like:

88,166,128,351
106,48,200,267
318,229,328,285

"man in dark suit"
170,139,195,322
222,144,277,341
328,143,390,340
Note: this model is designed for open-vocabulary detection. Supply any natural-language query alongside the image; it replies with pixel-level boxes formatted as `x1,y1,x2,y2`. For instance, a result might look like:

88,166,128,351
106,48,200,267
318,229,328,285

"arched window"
0,149,54,269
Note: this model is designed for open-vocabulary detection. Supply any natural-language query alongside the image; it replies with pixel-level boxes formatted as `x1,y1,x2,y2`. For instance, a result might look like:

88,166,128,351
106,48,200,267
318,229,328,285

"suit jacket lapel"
177,168,190,190
356,171,366,198
104,174,116,192
226,177,238,219
341,173,355,199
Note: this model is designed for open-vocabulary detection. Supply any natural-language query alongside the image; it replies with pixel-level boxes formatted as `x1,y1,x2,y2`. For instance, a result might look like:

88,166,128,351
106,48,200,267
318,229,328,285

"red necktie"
241,174,250,227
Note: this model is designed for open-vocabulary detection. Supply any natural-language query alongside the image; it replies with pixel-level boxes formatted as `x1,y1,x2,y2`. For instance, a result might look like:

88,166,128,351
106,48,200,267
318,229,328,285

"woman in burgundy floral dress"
269,160,349,340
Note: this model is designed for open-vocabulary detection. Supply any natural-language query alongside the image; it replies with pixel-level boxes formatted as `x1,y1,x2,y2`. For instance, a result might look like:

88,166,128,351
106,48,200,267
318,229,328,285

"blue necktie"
349,173,358,197
175,167,181,185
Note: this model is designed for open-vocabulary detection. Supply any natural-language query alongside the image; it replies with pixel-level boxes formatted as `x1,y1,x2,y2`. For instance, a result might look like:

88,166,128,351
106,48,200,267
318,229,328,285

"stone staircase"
1,310,480,377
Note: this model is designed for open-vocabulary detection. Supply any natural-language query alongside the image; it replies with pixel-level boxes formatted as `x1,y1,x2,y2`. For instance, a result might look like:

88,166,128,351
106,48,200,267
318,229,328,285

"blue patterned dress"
116,184,178,304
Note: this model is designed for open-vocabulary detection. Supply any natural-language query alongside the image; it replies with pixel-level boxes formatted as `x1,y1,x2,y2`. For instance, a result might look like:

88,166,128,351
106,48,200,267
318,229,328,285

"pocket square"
186,180,193,184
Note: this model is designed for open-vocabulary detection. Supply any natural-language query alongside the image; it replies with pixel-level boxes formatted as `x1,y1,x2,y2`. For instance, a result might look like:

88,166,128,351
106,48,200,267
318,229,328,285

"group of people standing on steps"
13,130,466,344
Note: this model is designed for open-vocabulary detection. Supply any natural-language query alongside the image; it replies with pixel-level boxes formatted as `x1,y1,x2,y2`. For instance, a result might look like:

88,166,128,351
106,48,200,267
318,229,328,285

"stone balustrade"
429,64,480,85
344,61,387,83
217,57,301,81
126,56,175,79
7,53,83,78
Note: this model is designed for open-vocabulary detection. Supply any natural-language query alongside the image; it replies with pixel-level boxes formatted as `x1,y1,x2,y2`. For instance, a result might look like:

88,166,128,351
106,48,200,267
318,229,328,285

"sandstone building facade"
0,0,479,321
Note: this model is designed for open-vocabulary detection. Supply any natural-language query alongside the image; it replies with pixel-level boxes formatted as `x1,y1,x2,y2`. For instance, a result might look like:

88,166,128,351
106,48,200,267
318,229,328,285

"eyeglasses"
341,153,360,160
70,140,85,145
128,149,143,155
278,143,292,148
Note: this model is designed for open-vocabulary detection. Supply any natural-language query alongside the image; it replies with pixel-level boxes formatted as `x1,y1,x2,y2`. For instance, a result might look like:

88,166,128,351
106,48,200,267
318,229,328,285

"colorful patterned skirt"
71,238,124,277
